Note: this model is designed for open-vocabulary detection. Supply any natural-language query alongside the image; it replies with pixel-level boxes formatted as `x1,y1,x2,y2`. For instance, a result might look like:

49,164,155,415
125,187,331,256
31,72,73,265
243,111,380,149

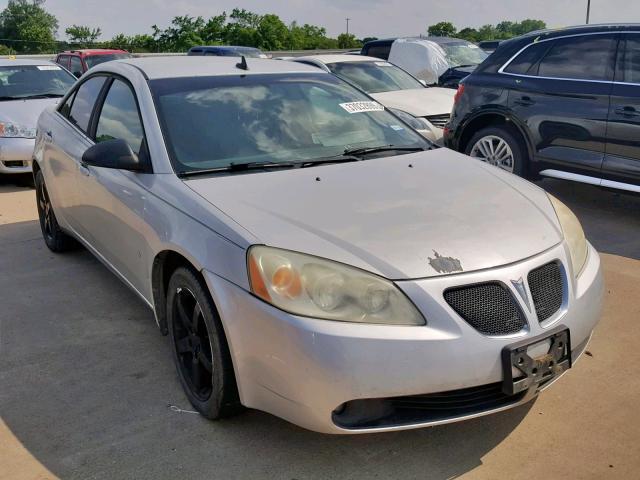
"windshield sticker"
375,61,393,67
390,125,405,131
37,65,61,71
339,101,384,114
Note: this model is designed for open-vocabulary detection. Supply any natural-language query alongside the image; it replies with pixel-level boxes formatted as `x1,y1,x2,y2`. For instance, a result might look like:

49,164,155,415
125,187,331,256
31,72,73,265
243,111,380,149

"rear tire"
35,170,77,252
167,267,241,419
465,125,527,177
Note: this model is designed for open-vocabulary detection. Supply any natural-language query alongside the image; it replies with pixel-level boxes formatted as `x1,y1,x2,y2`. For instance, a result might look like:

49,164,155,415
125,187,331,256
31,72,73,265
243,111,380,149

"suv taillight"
454,84,465,104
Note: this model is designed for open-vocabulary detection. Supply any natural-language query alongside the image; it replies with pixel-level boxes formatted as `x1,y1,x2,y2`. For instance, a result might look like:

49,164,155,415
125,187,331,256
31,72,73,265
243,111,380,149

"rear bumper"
204,242,603,434
0,138,34,174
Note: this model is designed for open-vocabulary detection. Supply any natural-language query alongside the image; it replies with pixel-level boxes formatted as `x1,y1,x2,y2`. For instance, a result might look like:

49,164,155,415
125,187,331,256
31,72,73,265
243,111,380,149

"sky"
15,0,640,40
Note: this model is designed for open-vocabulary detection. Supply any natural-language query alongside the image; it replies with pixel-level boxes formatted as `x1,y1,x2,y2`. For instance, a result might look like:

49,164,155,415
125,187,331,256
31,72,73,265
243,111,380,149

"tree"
361,37,378,44
0,0,58,53
515,19,546,36
256,14,289,50
66,24,101,48
152,15,205,51
428,21,456,37
457,28,479,42
337,33,361,49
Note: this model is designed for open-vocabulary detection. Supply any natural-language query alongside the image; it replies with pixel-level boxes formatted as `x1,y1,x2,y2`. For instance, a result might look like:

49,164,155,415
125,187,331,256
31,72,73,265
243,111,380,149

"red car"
55,49,132,77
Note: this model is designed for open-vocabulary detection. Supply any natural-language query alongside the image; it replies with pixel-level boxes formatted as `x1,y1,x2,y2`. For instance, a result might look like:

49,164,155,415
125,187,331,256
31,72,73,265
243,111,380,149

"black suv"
445,24,640,193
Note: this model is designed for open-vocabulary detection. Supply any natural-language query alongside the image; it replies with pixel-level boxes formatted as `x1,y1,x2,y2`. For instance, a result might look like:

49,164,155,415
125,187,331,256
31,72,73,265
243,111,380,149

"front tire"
35,170,77,252
167,267,241,419
465,125,527,176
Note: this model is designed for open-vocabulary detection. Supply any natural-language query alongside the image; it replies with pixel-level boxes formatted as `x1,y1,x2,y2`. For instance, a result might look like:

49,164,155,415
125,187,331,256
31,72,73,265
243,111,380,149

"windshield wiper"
178,161,299,178
0,93,64,101
300,154,360,168
342,145,426,158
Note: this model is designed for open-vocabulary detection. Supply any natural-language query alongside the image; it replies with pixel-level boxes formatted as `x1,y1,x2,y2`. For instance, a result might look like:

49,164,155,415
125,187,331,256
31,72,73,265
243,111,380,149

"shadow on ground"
537,178,640,260
0,220,533,479
2,178,637,479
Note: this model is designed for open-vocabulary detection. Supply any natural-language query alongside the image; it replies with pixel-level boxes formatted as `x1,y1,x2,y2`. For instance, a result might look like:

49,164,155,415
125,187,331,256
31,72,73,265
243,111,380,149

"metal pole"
586,0,591,24
346,18,350,35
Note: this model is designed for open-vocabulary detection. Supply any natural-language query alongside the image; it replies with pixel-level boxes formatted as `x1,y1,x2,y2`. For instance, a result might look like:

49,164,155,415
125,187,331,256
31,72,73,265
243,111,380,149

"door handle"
614,106,640,117
514,96,535,107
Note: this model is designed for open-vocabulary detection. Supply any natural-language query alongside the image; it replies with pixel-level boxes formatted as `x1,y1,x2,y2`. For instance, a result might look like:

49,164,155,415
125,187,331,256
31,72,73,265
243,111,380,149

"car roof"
0,59,59,67
295,54,383,65
516,23,640,41
115,56,325,79
59,49,128,56
190,45,261,51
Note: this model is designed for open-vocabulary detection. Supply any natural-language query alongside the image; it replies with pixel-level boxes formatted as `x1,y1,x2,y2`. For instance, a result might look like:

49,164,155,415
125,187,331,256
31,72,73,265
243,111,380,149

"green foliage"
0,0,58,53
361,37,378,44
66,24,101,48
428,21,457,37
337,33,361,49
432,19,547,42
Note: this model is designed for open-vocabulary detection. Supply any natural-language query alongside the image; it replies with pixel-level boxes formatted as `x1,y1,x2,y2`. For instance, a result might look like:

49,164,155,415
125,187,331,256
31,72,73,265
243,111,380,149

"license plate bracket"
501,325,571,396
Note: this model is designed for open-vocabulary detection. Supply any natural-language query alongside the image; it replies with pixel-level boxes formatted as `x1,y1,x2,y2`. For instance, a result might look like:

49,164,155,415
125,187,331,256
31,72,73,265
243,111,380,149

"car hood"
0,98,60,126
370,87,455,117
185,149,562,280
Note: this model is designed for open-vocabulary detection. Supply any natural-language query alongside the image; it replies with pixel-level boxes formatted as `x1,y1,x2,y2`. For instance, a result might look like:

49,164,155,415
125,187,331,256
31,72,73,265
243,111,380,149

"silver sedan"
33,56,603,434
0,59,75,176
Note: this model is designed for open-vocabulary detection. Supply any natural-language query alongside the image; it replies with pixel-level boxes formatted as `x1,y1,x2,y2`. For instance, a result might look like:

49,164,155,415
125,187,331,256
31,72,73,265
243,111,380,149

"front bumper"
0,137,35,174
204,241,603,434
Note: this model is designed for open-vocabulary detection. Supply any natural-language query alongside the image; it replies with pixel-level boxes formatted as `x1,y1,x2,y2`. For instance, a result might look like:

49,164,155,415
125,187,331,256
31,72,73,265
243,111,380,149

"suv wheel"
465,126,527,176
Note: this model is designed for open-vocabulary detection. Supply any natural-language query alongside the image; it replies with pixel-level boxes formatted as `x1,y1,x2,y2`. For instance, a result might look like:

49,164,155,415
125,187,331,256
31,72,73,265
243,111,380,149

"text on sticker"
339,101,385,114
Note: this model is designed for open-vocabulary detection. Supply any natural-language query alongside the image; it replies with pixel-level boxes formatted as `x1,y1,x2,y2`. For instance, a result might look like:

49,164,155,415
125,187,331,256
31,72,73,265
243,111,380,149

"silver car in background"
0,59,75,176
293,54,455,143
33,57,603,434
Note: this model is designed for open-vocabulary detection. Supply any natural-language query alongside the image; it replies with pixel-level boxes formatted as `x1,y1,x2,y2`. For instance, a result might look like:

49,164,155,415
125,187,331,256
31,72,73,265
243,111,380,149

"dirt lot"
1,175,639,480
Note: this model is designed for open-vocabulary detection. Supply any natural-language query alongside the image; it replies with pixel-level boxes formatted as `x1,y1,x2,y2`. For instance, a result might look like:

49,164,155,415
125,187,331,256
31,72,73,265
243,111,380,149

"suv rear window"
537,35,617,81
504,34,617,81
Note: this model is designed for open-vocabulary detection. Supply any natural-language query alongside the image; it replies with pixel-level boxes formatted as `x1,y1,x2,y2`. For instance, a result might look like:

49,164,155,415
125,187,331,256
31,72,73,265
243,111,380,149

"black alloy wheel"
167,267,241,419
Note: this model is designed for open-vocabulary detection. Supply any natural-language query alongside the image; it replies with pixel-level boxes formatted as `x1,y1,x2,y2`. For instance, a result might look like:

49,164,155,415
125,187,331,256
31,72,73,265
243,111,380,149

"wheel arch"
152,249,210,335
459,109,534,161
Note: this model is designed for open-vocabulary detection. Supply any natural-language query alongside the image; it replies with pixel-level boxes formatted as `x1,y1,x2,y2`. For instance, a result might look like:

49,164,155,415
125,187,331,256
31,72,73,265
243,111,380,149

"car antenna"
236,55,248,71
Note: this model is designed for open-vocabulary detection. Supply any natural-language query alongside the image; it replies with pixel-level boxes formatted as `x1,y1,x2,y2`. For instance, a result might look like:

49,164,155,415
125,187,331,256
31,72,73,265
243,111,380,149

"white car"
293,55,454,143
0,59,76,177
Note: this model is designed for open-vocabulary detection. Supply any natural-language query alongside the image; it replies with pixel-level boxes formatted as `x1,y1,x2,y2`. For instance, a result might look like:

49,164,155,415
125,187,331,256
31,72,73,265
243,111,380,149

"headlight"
388,108,432,132
0,122,36,138
248,246,425,325
548,195,588,277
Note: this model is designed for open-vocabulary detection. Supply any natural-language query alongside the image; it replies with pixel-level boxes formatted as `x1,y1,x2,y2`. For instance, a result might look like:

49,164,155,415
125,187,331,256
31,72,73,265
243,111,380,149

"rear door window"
68,76,106,133
536,34,617,81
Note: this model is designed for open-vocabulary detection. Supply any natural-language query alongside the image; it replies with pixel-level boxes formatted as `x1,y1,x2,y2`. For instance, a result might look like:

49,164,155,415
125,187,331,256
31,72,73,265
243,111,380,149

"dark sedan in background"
445,24,640,194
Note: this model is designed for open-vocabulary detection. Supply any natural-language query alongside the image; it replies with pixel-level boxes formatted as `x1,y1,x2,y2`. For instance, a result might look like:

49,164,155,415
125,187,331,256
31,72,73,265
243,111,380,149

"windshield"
0,64,75,99
85,53,133,69
439,41,488,67
327,61,424,94
151,73,429,174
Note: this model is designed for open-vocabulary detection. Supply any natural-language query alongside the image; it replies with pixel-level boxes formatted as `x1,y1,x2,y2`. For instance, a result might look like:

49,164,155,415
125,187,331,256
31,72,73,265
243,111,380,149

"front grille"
444,282,526,335
425,113,450,129
528,262,563,322
333,382,526,429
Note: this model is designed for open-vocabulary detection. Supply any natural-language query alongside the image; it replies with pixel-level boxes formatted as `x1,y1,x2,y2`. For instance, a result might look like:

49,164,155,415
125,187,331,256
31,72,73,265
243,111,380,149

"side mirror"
82,139,144,172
